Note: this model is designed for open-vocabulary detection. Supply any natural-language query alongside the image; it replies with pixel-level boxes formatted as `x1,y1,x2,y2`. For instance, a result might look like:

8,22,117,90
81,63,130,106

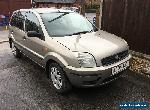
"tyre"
11,42,22,58
48,62,72,93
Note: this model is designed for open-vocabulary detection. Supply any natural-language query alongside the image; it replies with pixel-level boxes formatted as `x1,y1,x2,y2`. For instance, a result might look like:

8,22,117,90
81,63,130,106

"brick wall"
0,0,31,17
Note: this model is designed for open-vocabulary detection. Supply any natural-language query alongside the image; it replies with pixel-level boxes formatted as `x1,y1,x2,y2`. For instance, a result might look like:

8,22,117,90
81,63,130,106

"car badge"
115,55,120,60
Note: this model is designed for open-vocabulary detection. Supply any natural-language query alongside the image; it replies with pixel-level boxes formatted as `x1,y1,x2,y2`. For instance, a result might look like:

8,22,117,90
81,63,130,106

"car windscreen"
40,12,97,37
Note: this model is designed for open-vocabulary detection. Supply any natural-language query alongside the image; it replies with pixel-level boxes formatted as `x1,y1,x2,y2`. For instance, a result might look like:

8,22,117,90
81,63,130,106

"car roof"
19,8,74,14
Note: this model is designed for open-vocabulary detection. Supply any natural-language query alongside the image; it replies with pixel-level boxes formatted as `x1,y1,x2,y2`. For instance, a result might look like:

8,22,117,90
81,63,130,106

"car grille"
101,50,129,66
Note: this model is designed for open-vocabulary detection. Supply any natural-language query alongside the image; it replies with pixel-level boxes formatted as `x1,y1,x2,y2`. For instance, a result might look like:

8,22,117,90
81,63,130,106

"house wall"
35,0,84,15
0,0,31,17
36,0,82,8
0,0,31,24
37,3,74,8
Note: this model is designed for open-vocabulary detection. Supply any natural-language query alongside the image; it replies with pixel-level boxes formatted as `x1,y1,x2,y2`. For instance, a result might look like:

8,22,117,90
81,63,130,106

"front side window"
25,11,44,40
25,11,40,33
41,12,98,37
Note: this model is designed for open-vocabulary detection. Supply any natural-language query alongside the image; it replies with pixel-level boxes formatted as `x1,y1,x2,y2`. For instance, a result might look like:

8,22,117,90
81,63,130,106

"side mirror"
27,31,42,37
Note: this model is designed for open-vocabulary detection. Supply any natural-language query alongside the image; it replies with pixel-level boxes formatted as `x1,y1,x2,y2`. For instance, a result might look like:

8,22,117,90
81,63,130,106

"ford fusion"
9,8,131,93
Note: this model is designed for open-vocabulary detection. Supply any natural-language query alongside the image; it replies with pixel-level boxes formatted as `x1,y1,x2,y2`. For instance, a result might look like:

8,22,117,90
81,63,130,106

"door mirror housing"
27,31,42,38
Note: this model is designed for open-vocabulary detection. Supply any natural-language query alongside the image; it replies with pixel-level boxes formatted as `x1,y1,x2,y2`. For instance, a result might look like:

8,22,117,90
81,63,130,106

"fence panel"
102,0,150,55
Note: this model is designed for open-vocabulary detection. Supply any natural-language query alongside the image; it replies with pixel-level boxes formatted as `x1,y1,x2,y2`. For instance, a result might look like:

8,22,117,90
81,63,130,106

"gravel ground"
130,56,150,77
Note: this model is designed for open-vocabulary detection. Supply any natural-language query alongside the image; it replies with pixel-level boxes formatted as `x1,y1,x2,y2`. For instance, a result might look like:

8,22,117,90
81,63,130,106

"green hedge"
86,4,100,9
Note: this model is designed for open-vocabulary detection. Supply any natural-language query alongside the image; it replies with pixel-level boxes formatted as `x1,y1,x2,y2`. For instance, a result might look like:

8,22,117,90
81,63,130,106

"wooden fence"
101,0,150,55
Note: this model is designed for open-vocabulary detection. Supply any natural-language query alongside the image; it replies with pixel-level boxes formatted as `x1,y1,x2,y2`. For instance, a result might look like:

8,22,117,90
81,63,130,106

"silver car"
9,8,131,93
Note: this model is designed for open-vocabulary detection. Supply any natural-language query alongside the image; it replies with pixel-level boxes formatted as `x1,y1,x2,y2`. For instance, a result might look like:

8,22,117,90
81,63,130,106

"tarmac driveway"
0,42,150,110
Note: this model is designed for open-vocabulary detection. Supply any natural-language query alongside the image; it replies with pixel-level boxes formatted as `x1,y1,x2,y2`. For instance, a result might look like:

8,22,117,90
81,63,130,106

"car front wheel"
48,62,72,93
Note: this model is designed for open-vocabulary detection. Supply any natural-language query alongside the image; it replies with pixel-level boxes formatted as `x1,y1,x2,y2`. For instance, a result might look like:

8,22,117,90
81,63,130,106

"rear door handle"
10,30,14,35
23,36,26,40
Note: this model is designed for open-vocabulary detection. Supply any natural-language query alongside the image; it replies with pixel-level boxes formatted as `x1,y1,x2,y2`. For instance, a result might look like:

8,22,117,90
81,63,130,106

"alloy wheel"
50,67,63,89
11,43,17,56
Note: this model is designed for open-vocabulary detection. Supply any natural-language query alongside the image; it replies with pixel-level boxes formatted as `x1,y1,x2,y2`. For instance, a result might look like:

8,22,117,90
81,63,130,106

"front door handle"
11,30,14,34
23,36,26,40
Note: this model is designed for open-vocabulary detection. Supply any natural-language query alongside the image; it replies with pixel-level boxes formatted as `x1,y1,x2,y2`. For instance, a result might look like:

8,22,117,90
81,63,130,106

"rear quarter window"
10,12,17,26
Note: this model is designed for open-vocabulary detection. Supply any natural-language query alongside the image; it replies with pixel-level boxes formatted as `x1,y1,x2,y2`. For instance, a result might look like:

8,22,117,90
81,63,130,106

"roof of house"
33,0,77,3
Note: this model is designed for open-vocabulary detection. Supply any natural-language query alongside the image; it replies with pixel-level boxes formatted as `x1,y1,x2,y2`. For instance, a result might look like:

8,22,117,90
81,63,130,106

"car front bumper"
64,54,132,87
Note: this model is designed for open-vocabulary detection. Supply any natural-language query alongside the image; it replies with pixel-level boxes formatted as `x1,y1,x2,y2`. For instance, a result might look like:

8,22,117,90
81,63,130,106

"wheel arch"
44,52,69,78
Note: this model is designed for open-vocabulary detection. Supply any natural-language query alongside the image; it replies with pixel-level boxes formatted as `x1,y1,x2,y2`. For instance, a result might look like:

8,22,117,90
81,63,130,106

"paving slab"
0,30,9,43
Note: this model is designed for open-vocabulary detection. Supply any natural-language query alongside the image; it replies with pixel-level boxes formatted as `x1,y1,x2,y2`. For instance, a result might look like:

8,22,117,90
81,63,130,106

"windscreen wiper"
66,30,93,36
48,12,69,23
72,30,94,35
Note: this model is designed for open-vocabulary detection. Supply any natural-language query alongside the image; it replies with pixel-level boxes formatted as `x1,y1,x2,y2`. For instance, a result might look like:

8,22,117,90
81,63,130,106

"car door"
23,11,46,65
9,11,26,52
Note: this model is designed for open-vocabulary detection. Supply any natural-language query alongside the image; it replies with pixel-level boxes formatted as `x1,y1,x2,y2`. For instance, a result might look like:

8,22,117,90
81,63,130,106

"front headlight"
73,52,96,68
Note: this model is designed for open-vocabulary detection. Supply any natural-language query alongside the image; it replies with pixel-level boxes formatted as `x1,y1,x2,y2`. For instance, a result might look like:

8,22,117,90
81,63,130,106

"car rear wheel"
11,42,22,58
48,62,72,93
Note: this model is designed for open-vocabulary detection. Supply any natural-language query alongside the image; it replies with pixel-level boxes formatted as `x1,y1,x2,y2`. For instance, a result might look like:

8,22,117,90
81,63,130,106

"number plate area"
112,61,129,75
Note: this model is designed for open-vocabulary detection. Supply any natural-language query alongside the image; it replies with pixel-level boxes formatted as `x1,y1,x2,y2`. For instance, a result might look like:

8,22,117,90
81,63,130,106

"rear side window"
10,11,25,30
